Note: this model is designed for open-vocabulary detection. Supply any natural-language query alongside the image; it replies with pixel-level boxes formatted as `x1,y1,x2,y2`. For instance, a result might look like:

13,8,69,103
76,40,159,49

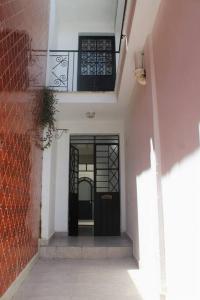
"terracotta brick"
0,0,49,296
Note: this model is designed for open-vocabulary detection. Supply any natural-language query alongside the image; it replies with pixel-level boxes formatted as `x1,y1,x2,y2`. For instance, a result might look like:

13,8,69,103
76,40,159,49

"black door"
78,36,116,91
94,143,120,236
68,145,79,236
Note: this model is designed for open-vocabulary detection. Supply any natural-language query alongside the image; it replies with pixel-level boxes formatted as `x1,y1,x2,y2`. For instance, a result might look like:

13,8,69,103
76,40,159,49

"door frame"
68,135,121,236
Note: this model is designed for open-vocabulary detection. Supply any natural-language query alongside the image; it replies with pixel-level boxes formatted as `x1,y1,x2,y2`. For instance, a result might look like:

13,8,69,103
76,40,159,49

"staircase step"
39,245,132,259
39,234,133,259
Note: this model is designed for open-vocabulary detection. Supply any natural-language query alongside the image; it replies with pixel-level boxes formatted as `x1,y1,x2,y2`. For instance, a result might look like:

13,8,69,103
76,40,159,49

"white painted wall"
41,135,57,240
43,120,126,234
45,0,57,87
42,119,126,237
54,0,117,50
115,0,126,51
54,130,70,232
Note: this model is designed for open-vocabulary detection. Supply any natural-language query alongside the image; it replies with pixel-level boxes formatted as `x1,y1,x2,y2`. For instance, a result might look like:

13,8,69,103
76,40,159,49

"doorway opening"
78,144,94,236
69,135,120,236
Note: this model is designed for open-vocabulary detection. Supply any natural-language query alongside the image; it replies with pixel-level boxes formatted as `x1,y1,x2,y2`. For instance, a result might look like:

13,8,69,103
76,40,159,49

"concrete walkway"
12,258,142,300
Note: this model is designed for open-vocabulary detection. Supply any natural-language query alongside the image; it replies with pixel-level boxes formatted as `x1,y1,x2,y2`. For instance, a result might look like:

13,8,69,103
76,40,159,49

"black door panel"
68,145,79,236
94,143,120,236
69,136,120,236
79,201,92,219
94,193,120,236
78,36,116,91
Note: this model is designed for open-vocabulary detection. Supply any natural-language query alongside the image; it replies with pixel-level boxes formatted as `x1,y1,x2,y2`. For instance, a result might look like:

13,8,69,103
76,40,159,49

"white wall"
54,130,70,232
54,0,117,50
41,135,57,240
48,120,126,234
115,0,126,51
42,119,126,237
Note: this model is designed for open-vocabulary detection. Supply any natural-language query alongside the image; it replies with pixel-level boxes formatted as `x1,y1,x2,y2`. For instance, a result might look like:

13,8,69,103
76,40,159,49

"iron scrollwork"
51,55,69,89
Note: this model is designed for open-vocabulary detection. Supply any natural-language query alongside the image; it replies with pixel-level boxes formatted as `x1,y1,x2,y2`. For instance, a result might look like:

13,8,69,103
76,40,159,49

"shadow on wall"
125,40,155,261
126,41,161,300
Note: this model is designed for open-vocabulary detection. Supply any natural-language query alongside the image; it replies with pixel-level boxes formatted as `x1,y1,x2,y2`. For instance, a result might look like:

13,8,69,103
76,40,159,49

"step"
39,234,133,259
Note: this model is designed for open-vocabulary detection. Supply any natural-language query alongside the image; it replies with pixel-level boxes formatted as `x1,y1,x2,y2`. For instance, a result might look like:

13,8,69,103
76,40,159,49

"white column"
41,136,57,240
54,130,70,232
120,130,126,233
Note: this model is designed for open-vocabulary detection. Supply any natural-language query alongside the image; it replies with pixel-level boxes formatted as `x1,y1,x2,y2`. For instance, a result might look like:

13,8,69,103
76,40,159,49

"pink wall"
125,39,162,299
126,0,200,299
152,0,200,174
152,1,200,299
125,43,156,262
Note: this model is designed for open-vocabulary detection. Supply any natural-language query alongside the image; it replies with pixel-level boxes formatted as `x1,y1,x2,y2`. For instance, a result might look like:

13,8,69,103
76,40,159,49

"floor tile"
12,258,142,300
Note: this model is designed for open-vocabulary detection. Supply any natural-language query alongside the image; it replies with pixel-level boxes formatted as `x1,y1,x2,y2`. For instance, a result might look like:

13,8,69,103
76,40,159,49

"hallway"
1,0,200,299
12,258,142,300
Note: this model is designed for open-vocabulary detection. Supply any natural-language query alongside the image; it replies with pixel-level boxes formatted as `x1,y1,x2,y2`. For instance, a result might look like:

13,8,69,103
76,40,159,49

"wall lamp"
134,51,147,86
55,129,68,139
86,112,96,119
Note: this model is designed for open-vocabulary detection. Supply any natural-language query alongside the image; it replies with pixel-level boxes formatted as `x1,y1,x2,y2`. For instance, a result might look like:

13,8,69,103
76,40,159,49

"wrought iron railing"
47,50,120,92
29,1,127,92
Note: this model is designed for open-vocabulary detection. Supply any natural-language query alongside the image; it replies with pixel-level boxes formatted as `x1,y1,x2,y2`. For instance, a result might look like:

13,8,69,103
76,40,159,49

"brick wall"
0,0,49,295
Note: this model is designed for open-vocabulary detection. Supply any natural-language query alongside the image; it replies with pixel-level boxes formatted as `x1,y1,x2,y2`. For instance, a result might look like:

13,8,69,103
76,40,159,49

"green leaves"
38,88,58,150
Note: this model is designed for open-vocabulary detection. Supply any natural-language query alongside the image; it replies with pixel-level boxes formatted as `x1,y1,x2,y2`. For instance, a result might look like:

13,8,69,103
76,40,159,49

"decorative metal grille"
109,145,119,169
47,49,118,92
70,135,120,193
95,144,119,193
80,38,114,76
81,39,112,51
81,39,96,51
70,135,119,144
49,54,69,89
97,39,112,51
69,146,79,194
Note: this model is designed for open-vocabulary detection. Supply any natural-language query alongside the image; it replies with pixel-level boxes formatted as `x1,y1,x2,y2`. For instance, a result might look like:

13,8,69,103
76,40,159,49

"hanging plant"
37,87,58,150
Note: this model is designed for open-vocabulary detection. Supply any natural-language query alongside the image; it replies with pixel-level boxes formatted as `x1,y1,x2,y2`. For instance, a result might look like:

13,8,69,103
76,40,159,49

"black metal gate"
69,135,120,236
68,145,79,236
94,143,120,236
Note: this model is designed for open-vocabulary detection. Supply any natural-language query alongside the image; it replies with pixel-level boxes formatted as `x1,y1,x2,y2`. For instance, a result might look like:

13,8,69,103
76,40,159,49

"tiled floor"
12,258,142,300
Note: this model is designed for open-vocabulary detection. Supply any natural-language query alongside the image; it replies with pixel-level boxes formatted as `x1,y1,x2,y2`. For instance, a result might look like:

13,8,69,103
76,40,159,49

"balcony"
47,49,120,93
44,0,127,94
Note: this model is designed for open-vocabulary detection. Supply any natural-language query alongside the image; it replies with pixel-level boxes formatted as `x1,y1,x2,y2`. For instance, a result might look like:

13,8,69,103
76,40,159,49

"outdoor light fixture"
86,112,96,119
55,129,68,139
134,51,147,86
